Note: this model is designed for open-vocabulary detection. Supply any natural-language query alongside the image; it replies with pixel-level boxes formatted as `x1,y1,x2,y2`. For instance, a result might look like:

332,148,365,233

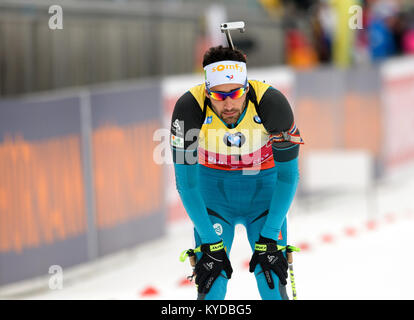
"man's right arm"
170,91,221,244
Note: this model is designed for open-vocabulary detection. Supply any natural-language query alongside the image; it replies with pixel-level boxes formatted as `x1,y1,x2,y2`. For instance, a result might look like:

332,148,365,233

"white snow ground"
1,167,413,300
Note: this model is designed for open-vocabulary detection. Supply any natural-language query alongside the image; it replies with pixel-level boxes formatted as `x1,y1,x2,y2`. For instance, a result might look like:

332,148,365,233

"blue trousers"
194,165,289,300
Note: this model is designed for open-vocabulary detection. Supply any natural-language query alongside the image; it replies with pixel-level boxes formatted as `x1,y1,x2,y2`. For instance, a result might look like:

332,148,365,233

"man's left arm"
259,87,303,241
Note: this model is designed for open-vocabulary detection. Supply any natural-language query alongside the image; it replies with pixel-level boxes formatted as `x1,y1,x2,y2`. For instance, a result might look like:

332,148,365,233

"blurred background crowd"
282,0,414,67
1,0,413,97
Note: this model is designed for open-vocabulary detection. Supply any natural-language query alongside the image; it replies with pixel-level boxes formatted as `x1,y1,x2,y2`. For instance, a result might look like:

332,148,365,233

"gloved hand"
249,235,288,289
194,240,233,294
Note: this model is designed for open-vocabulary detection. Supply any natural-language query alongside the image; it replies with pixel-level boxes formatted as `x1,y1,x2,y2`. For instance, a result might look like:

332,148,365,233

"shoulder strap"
247,81,260,115
202,98,208,124
188,83,208,125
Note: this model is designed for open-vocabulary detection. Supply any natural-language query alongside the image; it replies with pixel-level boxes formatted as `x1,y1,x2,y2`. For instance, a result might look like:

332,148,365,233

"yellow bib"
189,80,275,171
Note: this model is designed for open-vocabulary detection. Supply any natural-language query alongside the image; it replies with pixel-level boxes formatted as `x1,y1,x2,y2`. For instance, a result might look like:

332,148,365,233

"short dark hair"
202,45,247,67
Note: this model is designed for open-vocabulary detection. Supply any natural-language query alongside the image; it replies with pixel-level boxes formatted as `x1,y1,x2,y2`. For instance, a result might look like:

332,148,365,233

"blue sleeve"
174,162,222,244
260,145,300,241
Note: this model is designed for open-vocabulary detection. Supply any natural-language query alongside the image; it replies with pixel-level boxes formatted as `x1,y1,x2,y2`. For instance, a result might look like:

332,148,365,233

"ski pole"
276,245,300,300
286,245,300,300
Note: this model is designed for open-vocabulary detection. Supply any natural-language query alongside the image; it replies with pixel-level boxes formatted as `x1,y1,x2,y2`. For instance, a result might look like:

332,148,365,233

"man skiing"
170,44,303,300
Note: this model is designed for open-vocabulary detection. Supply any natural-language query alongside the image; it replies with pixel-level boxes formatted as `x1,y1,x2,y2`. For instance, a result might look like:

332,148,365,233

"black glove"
249,235,288,289
194,240,233,294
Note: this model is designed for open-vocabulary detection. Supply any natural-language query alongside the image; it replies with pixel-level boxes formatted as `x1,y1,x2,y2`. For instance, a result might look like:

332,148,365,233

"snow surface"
2,166,413,300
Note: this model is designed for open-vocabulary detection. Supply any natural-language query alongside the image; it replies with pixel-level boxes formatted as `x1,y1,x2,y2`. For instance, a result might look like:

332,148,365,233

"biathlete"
170,45,303,300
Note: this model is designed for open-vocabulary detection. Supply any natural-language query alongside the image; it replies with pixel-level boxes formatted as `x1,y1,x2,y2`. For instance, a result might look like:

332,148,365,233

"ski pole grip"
189,255,197,268
186,249,197,267
286,251,293,264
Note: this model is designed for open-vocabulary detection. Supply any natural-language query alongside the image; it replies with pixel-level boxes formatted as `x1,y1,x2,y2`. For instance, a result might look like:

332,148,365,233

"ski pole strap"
179,247,201,262
254,243,301,253
284,245,301,253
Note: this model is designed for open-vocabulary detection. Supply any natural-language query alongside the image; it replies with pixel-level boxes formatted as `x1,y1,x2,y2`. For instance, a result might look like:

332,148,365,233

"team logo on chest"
203,116,213,124
223,132,246,148
253,115,262,124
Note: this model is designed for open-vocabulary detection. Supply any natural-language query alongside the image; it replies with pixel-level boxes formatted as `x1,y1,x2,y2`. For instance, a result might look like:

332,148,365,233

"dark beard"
220,99,247,125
